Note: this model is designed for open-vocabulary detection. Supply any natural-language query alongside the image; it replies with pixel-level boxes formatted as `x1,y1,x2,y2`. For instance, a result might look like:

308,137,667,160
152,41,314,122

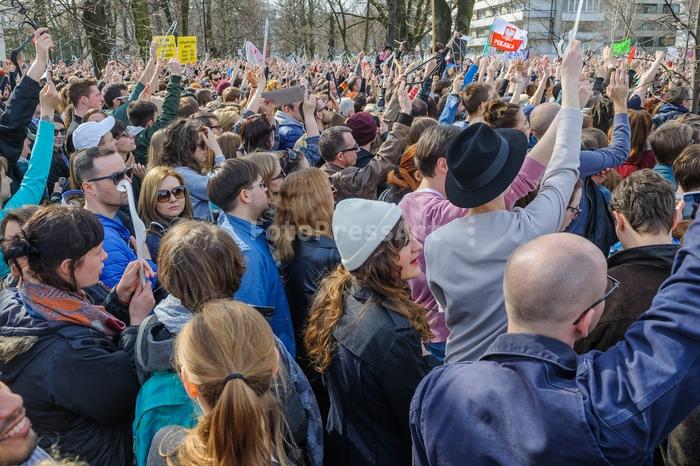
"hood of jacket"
137,295,193,377
275,110,303,129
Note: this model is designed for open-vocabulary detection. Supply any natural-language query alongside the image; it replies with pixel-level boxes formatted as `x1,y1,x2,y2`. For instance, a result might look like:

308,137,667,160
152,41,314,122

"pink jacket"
398,157,546,342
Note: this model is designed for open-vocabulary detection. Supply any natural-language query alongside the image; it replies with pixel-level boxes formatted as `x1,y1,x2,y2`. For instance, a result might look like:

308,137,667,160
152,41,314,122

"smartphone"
682,192,700,221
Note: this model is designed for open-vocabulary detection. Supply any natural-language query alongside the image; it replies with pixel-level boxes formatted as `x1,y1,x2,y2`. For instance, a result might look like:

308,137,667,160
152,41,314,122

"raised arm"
522,41,583,235
579,69,631,177
0,82,59,218
586,213,700,463
529,62,549,107
631,50,665,103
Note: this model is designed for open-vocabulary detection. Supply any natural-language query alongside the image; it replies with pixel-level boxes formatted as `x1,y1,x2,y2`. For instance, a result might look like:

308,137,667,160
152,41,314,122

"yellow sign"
178,36,198,64
153,35,176,59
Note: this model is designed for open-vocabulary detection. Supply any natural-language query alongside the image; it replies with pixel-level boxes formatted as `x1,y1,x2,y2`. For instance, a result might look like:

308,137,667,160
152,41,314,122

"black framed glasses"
86,167,134,185
249,180,266,190
156,185,187,203
271,168,286,181
573,275,620,325
567,205,582,218
339,144,359,154
54,128,66,136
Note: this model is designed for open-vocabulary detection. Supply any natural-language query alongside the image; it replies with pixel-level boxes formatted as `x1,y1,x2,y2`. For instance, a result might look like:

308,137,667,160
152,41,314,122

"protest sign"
667,46,679,60
489,18,527,52
153,35,177,59
178,36,197,64
246,40,263,66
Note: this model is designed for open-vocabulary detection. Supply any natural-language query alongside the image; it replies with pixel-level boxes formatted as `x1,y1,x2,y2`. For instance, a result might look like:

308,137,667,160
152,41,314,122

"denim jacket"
411,215,700,465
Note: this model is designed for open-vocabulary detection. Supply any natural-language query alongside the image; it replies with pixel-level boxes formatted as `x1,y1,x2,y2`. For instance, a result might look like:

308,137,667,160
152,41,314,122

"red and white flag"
489,18,527,52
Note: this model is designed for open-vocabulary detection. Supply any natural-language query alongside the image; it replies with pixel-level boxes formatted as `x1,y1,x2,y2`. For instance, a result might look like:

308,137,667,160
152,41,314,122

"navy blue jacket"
411,215,700,465
652,103,688,127
0,286,138,466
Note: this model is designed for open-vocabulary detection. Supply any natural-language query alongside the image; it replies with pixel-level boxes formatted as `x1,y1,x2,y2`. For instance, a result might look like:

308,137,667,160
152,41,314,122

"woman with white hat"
304,198,434,466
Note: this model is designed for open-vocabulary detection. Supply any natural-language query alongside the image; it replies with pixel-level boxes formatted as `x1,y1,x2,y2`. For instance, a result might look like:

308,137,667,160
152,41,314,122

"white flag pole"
262,19,269,62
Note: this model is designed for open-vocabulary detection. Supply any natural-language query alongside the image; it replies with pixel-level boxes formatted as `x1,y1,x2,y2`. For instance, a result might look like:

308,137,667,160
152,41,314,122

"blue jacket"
97,213,157,288
219,213,295,357
411,215,700,465
567,111,631,236
275,110,305,151
652,103,688,127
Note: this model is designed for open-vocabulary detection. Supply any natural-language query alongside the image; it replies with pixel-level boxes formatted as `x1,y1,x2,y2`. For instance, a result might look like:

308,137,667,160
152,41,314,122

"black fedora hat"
445,123,528,208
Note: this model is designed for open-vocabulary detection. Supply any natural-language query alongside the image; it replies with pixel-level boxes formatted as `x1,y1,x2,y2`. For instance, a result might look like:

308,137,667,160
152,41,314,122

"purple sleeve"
579,112,631,178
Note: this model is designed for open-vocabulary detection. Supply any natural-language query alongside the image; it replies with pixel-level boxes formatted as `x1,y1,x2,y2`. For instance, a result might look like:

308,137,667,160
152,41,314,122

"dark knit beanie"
345,111,378,146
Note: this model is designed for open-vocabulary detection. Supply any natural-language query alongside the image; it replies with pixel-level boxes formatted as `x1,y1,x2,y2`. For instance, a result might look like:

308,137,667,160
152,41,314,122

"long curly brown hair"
304,219,432,372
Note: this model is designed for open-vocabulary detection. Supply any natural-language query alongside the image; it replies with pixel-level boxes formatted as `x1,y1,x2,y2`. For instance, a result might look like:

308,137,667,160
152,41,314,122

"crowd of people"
2,25,700,465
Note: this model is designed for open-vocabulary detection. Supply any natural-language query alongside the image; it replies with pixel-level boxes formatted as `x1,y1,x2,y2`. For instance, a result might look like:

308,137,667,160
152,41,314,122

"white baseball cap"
73,116,116,151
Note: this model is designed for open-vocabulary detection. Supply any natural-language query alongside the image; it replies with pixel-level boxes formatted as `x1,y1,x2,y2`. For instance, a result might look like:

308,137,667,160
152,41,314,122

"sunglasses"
54,129,66,136
87,167,134,185
156,185,187,203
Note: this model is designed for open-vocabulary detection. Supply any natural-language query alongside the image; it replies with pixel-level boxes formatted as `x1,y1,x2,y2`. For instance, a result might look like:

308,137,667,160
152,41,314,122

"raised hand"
39,81,60,119
607,67,629,112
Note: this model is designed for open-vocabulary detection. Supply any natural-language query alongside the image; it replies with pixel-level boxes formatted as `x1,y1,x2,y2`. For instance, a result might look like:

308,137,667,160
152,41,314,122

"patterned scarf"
20,281,126,336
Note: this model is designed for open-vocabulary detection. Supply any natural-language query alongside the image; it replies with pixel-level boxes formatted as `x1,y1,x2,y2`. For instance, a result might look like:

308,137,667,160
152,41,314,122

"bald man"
529,102,561,140
411,223,700,465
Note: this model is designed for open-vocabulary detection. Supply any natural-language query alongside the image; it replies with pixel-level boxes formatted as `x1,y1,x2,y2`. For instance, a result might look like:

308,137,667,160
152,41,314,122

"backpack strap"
136,314,156,385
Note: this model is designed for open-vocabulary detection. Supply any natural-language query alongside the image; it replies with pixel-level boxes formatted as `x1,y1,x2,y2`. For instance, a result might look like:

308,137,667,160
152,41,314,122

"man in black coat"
576,169,680,353
0,28,53,194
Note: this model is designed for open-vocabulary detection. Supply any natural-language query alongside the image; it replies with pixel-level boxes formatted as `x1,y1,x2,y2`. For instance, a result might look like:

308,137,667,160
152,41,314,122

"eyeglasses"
572,275,620,325
86,167,134,185
245,180,266,191
54,129,66,136
211,77,221,82
566,205,582,218
156,185,187,203
339,144,359,154
208,124,222,131
271,168,286,181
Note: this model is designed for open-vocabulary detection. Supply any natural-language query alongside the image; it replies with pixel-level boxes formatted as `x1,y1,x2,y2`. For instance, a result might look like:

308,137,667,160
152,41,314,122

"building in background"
467,0,684,55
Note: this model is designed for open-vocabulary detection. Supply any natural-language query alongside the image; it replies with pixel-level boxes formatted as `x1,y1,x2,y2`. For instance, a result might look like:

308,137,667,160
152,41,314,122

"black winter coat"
323,286,436,466
281,235,340,427
0,76,41,193
575,243,679,353
0,286,139,466
281,235,341,353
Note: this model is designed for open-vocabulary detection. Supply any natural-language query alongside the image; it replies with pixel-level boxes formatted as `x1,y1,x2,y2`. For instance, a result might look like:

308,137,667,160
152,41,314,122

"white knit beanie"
332,199,403,271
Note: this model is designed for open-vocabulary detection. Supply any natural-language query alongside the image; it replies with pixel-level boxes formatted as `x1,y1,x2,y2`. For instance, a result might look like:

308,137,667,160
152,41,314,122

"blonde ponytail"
169,300,290,466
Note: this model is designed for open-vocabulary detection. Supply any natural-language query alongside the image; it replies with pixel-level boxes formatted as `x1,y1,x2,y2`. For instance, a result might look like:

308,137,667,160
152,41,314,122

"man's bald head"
504,233,607,327
529,103,561,139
